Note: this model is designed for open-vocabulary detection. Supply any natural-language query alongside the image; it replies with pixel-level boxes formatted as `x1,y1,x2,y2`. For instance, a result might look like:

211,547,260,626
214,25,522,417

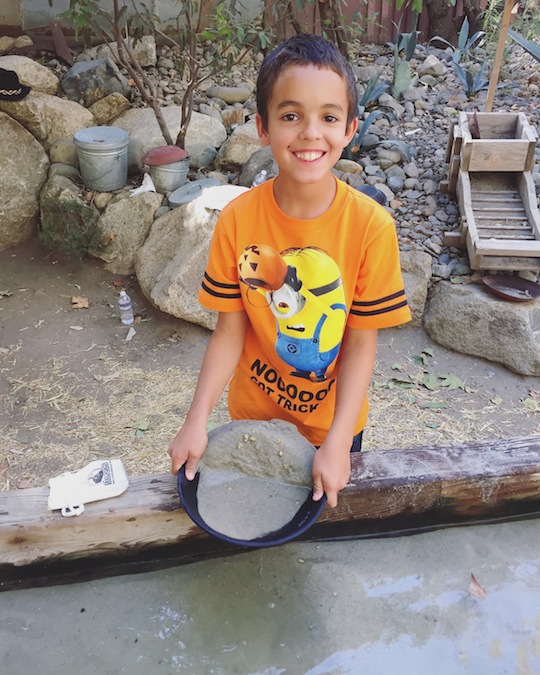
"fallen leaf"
439,373,465,391
529,389,540,400
422,374,439,391
71,295,89,309
490,395,503,406
523,398,539,412
469,573,486,599
70,326,84,331
0,289,13,298
112,280,124,287
17,478,32,489
125,326,136,342
388,377,416,389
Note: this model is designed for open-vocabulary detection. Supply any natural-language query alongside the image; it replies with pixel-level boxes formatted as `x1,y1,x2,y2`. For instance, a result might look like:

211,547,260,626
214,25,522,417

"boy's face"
256,64,357,189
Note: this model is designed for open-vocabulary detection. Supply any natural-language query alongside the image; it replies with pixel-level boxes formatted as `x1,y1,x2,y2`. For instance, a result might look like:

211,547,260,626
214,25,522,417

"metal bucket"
73,126,129,192
148,159,190,193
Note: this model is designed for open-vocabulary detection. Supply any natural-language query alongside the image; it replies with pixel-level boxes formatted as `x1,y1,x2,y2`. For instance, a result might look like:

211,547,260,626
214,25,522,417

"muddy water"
2,519,540,674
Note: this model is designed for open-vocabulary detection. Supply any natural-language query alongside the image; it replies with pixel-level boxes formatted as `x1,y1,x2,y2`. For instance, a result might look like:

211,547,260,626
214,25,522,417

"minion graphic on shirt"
238,245,347,382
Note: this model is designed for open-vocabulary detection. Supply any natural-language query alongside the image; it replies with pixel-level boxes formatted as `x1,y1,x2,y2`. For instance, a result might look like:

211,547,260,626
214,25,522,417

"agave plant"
508,28,540,63
342,74,395,160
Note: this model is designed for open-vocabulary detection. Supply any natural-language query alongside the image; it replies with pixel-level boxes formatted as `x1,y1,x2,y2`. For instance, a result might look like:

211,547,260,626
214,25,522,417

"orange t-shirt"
199,177,411,445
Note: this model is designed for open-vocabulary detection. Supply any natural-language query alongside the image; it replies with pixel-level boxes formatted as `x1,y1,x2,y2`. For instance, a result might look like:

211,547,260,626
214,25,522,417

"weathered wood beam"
1,436,540,587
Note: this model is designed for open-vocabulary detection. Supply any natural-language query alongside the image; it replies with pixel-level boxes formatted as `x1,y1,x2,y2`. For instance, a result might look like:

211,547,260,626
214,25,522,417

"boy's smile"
256,64,357,213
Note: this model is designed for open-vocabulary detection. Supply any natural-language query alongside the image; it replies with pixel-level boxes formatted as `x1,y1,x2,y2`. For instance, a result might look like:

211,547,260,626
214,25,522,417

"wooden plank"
469,254,540,271
443,230,466,248
468,139,531,172
485,0,518,112
473,239,540,256
1,436,540,582
517,172,540,239
474,111,518,138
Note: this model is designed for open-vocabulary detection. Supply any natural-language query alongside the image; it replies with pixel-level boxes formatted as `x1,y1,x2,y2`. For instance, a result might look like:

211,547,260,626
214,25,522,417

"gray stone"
88,92,131,125
0,91,94,150
418,55,446,77
90,191,164,275
238,146,277,187
60,59,130,107
48,162,81,182
188,143,218,170
205,84,253,104
400,250,432,326
49,137,78,167
0,54,59,94
0,112,49,250
135,199,219,330
215,119,263,171
423,281,540,376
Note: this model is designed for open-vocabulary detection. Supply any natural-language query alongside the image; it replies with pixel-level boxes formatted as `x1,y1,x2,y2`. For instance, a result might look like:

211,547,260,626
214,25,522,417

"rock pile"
0,36,540,373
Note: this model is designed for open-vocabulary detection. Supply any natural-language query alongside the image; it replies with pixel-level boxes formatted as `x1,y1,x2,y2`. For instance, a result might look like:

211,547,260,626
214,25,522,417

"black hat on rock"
0,68,31,101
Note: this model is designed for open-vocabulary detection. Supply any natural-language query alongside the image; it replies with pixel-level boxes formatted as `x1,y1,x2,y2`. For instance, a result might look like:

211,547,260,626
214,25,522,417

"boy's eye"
282,113,298,122
323,115,338,123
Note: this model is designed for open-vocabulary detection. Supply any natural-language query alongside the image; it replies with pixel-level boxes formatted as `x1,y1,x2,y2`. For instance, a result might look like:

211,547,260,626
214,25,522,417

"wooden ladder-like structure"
442,112,540,271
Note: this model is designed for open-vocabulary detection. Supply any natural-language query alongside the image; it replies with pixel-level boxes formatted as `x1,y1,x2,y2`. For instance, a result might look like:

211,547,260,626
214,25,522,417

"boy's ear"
343,117,358,148
256,113,271,146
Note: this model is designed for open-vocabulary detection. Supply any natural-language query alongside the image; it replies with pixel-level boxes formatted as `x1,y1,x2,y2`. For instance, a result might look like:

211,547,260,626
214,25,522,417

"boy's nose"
299,119,322,139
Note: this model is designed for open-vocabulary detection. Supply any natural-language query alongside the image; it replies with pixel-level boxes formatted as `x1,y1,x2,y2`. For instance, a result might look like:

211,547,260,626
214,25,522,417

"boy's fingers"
325,490,338,509
184,459,198,481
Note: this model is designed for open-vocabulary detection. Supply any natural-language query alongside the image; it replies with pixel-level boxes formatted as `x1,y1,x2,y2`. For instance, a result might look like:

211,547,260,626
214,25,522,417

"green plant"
430,17,488,98
430,15,485,63
452,61,490,96
508,28,540,63
60,0,272,149
342,74,394,160
387,17,420,100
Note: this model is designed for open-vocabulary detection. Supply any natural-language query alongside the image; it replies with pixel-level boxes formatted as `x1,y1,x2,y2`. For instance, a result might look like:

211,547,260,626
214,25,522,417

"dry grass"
1,353,537,490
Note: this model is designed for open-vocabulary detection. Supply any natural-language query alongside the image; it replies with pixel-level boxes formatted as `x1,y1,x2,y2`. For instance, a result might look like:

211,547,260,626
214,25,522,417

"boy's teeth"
295,151,323,161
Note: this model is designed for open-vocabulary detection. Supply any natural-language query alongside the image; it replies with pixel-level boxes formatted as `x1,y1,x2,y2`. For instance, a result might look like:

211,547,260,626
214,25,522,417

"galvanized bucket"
73,126,129,192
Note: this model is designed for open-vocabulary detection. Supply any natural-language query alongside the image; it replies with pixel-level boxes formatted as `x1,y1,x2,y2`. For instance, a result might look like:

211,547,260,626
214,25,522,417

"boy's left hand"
312,440,351,508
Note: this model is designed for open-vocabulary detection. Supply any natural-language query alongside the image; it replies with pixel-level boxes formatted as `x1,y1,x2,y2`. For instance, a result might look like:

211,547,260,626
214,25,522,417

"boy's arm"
312,327,378,508
168,309,248,478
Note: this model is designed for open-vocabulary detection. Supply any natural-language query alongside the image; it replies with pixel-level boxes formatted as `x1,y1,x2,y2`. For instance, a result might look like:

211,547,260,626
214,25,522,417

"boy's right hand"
168,420,208,479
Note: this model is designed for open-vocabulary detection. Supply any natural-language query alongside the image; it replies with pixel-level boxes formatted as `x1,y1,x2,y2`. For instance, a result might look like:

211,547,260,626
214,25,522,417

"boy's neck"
272,174,338,220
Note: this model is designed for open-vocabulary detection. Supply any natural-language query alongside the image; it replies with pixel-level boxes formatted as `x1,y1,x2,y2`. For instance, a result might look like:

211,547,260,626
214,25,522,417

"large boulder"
0,91,94,150
215,119,262,171
90,191,164,275
0,112,49,250
60,59,130,107
135,200,219,330
113,107,227,162
0,54,59,94
400,250,432,327
423,281,540,376
135,185,248,329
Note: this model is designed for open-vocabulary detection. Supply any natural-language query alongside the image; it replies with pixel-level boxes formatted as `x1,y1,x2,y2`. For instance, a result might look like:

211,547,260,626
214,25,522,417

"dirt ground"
1,238,539,491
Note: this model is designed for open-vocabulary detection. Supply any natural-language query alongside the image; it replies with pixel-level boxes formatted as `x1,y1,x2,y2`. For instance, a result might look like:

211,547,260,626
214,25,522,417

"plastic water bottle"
251,169,268,187
118,290,134,325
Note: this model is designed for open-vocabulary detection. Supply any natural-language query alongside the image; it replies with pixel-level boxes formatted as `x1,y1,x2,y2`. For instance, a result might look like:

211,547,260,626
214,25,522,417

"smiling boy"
169,34,411,507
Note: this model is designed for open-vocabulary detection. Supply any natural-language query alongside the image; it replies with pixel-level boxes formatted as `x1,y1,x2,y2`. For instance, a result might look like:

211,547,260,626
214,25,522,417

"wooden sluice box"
442,112,540,271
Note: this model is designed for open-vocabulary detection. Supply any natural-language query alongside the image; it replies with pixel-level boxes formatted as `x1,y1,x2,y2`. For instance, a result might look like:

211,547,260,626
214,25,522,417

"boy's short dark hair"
256,34,359,130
